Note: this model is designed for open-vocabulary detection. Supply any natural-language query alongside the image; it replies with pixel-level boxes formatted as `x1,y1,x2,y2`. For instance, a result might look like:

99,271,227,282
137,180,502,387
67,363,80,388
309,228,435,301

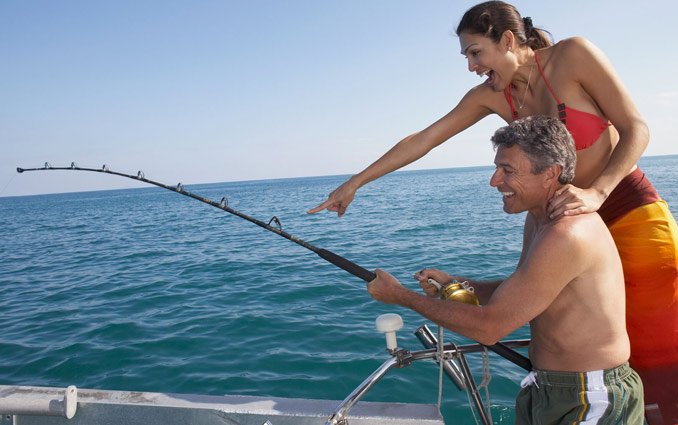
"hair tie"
523,16,533,32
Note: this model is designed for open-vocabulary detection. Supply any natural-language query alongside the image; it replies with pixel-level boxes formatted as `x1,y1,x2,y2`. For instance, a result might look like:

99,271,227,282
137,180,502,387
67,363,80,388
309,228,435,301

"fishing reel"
429,279,480,306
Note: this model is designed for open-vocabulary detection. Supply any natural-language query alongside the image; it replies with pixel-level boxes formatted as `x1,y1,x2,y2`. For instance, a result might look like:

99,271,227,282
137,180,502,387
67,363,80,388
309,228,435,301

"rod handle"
486,341,532,371
316,249,376,282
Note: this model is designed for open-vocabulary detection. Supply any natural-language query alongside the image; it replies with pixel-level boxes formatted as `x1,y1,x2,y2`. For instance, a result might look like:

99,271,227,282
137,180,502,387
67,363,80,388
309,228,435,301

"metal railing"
326,326,530,425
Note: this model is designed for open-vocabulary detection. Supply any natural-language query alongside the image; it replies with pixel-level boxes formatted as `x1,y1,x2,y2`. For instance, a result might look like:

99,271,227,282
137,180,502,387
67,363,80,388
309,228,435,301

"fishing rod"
16,162,532,372
17,162,376,282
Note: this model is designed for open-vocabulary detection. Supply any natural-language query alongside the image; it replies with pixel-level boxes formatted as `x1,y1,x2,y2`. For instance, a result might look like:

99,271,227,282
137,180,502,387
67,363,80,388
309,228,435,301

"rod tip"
16,167,24,173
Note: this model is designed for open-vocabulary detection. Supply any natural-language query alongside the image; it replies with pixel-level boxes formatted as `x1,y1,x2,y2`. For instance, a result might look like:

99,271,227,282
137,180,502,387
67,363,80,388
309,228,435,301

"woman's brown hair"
456,1,552,50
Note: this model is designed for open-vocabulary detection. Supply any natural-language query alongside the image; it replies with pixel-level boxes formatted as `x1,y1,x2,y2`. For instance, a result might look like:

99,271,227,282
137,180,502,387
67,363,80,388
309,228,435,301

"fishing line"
16,162,532,372
0,173,18,196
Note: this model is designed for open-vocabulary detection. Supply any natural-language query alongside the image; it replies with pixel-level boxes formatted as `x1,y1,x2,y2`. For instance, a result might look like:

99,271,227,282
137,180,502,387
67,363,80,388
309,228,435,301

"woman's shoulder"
460,80,504,106
536,37,605,76
547,37,600,61
465,81,513,116
555,36,594,48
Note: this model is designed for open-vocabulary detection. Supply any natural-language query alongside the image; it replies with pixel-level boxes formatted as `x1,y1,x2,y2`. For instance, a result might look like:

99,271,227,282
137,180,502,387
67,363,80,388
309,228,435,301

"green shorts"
514,362,644,425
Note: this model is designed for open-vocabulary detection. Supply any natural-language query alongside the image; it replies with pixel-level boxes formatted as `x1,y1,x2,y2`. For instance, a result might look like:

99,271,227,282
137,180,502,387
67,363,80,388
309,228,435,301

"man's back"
522,212,630,372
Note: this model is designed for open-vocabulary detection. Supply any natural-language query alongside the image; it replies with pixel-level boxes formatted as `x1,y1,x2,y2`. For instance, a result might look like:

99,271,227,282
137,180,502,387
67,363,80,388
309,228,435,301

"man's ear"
543,164,561,186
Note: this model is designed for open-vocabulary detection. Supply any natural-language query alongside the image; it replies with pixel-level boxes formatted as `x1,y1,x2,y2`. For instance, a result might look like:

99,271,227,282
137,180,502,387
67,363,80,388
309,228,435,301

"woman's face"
459,31,512,92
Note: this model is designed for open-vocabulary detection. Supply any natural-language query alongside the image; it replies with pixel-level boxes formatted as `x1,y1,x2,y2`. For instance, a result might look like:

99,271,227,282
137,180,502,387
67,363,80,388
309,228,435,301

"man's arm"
416,215,537,303
368,219,585,345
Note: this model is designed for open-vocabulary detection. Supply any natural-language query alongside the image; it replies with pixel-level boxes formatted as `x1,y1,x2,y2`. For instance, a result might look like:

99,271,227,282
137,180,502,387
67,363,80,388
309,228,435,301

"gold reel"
440,281,480,306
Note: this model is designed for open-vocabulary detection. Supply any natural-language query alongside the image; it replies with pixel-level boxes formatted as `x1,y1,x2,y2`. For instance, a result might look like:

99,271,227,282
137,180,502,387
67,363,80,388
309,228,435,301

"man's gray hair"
491,115,576,184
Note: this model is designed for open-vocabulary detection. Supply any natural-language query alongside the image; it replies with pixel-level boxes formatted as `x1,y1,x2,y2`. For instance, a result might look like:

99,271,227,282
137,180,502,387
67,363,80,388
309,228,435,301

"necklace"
516,57,535,109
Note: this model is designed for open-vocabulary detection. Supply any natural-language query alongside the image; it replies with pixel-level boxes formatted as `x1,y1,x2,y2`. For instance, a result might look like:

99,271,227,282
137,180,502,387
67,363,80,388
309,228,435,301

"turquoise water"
1,155,677,424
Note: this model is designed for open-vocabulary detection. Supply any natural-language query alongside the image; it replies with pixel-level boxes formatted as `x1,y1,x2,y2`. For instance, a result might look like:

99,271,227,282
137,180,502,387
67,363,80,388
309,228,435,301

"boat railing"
326,320,530,425
0,385,78,419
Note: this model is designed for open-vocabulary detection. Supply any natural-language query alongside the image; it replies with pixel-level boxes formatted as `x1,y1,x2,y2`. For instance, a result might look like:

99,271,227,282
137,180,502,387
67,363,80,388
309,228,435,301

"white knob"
376,313,404,350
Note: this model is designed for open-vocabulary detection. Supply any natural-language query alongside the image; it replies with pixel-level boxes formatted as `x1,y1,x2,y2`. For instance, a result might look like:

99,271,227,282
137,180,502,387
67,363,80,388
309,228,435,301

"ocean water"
1,155,677,424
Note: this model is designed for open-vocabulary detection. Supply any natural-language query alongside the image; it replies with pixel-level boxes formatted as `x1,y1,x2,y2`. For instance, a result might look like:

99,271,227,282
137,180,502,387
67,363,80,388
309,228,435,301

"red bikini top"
504,53,611,150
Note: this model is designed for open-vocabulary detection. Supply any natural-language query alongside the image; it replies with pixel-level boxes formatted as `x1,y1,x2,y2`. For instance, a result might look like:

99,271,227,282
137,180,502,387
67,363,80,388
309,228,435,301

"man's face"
490,145,547,215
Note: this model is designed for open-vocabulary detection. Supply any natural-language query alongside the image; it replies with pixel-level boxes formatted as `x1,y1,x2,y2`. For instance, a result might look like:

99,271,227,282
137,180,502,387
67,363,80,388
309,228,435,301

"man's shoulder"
534,213,609,255
546,212,606,236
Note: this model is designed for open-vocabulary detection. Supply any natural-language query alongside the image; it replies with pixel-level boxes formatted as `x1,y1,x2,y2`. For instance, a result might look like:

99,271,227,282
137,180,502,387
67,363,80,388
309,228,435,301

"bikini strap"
534,53,567,122
504,86,518,120
534,53,560,104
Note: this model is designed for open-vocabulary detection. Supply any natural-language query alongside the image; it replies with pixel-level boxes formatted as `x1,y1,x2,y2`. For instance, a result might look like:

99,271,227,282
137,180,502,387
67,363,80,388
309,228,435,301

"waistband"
522,362,633,389
597,167,660,226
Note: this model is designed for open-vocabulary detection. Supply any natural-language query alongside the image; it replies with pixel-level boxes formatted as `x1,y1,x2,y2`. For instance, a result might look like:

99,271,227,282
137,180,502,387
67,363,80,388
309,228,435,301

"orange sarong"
609,200,678,424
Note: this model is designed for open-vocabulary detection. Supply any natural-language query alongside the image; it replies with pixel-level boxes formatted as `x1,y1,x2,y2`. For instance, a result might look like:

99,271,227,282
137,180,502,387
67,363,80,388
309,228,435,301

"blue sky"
2,0,677,197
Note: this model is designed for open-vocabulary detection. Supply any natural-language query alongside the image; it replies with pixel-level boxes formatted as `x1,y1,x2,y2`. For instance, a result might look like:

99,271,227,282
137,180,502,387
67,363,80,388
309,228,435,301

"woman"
308,2,678,423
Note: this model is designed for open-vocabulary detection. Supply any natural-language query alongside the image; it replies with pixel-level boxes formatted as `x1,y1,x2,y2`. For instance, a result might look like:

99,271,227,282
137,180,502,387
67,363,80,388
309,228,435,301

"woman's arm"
307,85,496,216
547,38,649,218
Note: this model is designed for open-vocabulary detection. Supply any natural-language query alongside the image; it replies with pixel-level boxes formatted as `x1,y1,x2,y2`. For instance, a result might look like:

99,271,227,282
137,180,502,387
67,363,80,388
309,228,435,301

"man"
367,116,644,425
